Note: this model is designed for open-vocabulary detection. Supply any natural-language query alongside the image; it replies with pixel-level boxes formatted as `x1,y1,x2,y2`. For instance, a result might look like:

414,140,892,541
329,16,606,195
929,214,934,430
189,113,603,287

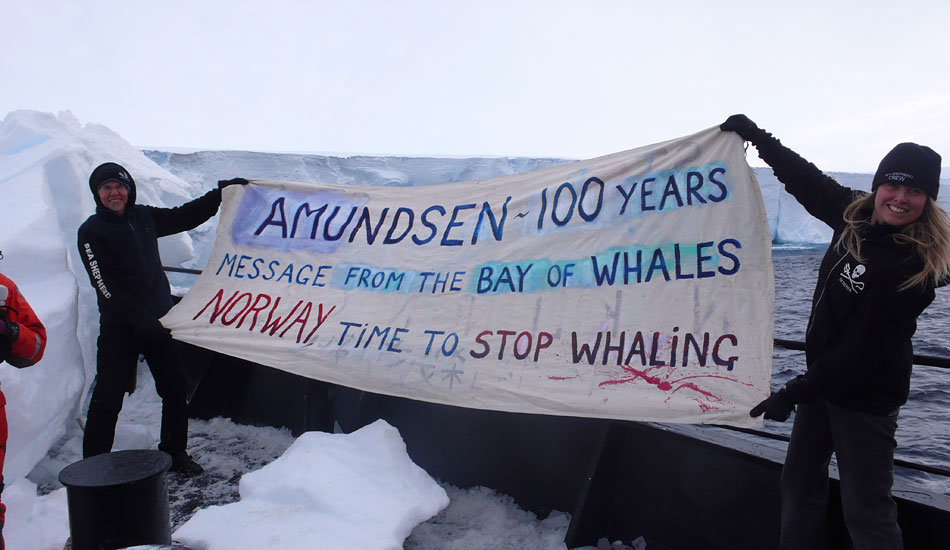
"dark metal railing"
163,266,950,478
723,425,950,477
775,337,950,370
164,266,203,275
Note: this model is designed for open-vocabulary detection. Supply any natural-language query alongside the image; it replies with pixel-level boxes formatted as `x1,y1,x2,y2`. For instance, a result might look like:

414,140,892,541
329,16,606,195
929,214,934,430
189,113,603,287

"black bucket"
58,450,173,550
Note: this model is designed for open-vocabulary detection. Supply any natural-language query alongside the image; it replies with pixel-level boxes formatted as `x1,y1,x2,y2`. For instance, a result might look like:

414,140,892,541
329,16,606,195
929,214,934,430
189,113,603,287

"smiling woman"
872,181,926,225
837,142,950,291
720,114,950,549
869,142,940,228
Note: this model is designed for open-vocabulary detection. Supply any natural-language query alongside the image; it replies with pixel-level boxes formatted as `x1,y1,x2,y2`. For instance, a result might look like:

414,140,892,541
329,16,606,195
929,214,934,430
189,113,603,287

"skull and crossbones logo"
840,263,866,293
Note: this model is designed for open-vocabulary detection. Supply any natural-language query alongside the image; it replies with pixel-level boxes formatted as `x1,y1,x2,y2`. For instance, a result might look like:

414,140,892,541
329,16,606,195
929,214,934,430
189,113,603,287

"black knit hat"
871,143,942,200
89,162,134,194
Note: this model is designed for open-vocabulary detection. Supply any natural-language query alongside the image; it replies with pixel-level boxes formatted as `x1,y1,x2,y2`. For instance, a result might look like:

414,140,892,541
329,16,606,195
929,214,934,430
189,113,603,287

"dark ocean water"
765,246,950,495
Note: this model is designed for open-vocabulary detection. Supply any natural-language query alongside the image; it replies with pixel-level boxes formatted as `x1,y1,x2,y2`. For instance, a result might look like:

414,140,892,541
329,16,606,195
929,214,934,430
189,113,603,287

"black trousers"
83,323,189,458
780,399,902,550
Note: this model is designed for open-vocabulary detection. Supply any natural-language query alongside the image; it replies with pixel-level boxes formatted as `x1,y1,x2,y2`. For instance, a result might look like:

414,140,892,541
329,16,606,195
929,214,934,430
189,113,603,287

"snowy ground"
14,362,643,550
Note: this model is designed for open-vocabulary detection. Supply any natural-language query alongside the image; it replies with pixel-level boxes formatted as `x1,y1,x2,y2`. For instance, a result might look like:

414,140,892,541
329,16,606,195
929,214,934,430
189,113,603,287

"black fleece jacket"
748,130,935,415
77,179,222,332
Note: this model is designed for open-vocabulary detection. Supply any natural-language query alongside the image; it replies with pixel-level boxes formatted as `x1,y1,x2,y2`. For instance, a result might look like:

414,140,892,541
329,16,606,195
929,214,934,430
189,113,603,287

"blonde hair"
836,192,950,290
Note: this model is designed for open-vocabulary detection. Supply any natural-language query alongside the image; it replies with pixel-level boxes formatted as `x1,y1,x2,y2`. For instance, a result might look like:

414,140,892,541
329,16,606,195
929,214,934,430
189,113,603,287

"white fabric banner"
163,126,774,425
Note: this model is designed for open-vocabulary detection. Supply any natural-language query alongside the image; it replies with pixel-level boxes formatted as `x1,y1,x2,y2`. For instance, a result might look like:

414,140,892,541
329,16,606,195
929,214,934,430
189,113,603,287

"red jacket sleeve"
0,273,47,368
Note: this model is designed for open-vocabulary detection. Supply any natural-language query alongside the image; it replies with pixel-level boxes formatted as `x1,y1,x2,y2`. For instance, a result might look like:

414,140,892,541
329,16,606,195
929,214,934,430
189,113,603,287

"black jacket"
750,131,935,414
78,177,222,331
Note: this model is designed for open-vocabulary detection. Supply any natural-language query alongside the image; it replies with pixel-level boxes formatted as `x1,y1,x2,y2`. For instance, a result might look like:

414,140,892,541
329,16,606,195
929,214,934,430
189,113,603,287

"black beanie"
89,162,134,194
871,143,942,199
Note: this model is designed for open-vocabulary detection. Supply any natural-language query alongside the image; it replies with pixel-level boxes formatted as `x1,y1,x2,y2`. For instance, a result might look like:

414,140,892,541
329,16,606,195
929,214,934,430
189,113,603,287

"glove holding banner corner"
218,177,249,189
750,375,812,422
749,391,794,422
129,310,172,348
720,114,763,141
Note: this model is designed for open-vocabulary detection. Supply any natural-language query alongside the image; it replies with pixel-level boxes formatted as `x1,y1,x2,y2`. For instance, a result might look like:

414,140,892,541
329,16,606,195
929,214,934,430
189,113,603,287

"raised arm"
720,115,858,228
150,178,248,237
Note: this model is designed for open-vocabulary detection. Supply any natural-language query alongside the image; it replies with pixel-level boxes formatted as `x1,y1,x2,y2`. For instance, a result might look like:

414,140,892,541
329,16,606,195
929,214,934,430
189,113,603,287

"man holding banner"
78,161,247,476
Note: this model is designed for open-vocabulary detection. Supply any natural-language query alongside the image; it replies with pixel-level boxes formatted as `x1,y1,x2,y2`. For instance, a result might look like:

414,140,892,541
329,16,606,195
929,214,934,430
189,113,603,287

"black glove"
131,314,171,347
750,390,794,422
0,309,18,343
719,114,762,142
218,178,249,189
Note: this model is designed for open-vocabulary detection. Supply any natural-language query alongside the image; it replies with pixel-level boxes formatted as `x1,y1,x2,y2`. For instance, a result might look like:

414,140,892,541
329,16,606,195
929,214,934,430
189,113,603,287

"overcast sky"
3,0,948,172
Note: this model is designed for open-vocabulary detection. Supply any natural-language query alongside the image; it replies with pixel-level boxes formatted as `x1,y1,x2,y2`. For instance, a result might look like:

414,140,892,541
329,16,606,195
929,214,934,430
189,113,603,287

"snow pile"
406,484,571,549
2,477,69,549
12,374,575,550
174,420,449,550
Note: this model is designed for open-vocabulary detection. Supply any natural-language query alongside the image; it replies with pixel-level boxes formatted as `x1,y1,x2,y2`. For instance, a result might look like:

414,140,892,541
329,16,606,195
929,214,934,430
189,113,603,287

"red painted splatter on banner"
599,364,753,413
